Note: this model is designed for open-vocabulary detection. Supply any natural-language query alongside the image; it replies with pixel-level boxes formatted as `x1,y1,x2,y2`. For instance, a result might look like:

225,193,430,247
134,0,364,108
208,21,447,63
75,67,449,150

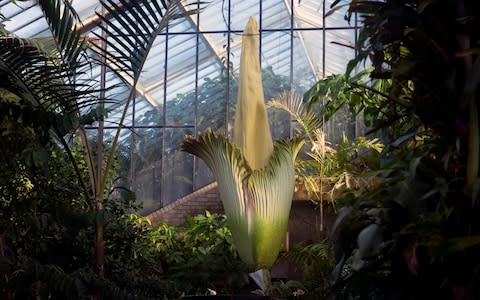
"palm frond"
268,92,322,144
0,37,97,112
92,0,202,194
89,0,200,80
37,0,87,70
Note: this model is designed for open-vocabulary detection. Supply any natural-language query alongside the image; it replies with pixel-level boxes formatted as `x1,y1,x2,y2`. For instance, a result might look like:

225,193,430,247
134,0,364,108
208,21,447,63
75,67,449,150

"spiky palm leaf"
37,0,86,71
182,130,303,269
268,92,323,145
90,0,199,78
0,37,96,114
84,0,201,192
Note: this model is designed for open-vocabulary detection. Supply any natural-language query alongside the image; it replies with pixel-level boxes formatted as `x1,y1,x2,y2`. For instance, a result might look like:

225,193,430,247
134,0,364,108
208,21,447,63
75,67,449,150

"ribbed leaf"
182,131,304,269
249,138,303,268
182,131,254,265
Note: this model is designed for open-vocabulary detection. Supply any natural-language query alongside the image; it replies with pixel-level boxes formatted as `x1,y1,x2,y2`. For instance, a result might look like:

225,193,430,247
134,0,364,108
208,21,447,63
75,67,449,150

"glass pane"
324,0,352,28
135,94,164,126
231,2,259,31
163,128,194,206
229,32,243,73
325,29,355,75
262,0,290,30
72,0,98,20
133,128,163,214
105,95,134,128
140,35,166,87
195,159,215,189
199,0,228,31
261,31,291,77
166,34,197,125
293,31,319,94
13,17,48,37
197,59,228,134
294,0,323,29
261,31,291,139
295,29,323,79
228,75,238,139
169,12,196,33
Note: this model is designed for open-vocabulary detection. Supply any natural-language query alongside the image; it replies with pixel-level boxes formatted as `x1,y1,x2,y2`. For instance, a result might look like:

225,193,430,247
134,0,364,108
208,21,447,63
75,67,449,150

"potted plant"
182,16,303,298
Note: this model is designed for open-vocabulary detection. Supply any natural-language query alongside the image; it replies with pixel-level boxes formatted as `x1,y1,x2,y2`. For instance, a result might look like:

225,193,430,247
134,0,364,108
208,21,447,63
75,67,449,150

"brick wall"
146,181,329,240
147,182,223,226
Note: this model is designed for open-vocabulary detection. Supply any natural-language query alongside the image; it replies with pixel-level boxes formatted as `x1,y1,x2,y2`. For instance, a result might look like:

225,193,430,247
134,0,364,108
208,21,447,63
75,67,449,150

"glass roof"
0,0,359,212
1,0,355,108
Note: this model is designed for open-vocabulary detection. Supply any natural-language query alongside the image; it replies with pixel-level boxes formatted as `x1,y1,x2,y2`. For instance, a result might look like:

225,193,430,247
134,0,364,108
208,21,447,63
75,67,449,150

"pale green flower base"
182,130,303,270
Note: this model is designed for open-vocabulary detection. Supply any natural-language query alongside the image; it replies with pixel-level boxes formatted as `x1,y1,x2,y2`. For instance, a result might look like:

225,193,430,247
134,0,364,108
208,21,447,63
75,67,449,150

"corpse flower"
182,16,303,272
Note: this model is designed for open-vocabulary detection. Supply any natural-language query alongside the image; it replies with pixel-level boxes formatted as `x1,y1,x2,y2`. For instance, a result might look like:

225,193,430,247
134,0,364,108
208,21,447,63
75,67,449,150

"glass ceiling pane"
293,31,319,93
231,1,259,30
4,4,43,34
169,10,196,33
135,94,164,127
294,0,323,28
196,38,227,133
71,0,99,20
262,0,290,29
324,0,353,28
261,31,291,78
325,29,355,75
140,35,166,87
14,16,48,37
199,0,228,31
165,37,196,125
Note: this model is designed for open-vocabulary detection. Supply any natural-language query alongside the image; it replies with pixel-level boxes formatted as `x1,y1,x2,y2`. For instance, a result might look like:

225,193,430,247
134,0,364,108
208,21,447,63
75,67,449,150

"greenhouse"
1,0,480,299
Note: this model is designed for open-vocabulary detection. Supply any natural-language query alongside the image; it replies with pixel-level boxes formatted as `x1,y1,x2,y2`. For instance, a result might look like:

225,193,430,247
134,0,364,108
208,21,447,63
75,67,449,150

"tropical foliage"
0,0,216,298
269,92,383,231
307,1,480,299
